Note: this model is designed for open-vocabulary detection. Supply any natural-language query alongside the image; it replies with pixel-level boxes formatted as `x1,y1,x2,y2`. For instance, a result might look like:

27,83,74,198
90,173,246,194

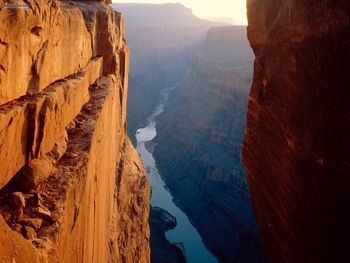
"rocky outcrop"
244,1,350,262
149,207,186,263
0,1,150,262
153,26,265,262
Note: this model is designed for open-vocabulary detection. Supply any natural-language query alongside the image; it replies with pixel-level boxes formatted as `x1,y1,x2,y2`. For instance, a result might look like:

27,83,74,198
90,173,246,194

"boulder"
15,159,53,192
20,218,43,230
23,226,37,240
10,192,26,210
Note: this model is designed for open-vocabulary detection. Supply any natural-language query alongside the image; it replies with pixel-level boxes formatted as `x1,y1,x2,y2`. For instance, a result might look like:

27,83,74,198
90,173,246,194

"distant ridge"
112,3,226,27
206,17,236,25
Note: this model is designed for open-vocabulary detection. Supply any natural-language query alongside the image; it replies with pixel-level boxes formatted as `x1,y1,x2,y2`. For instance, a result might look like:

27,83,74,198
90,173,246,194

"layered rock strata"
244,1,350,262
0,0,150,262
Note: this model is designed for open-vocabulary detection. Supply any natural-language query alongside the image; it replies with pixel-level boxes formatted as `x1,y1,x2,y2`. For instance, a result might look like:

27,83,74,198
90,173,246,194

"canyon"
118,3,266,261
113,3,223,140
135,86,217,263
0,0,346,262
244,0,350,262
116,4,232,261
0,0,150,262
153,26,265,262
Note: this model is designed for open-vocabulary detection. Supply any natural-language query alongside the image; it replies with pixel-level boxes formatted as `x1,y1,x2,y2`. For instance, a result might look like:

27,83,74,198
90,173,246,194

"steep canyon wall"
244,1,350,262
0,0,150,262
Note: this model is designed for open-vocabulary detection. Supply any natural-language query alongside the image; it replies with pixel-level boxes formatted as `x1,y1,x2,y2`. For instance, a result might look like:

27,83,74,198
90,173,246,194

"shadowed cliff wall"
244,1,350,262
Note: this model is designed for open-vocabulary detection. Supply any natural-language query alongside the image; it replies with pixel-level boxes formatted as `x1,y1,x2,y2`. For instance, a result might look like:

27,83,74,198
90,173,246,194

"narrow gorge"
1,0,347,262
0,0,150,262
121,4,266,261
153,26,265,262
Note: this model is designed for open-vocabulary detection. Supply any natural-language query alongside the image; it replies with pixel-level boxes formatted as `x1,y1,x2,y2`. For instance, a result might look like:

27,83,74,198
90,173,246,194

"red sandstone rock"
12,224,23,234
15,158,54,192
0,54,103,190
0,0,93,105
244,0,350,262
0,1,150,262
20,218,43,230
110,138,151,263
37,207,52,219
23,226,37,240
10,192,26,210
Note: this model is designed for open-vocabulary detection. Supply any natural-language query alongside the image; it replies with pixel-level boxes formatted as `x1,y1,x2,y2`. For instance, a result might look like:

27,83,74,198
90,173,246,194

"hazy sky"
112,1,248,25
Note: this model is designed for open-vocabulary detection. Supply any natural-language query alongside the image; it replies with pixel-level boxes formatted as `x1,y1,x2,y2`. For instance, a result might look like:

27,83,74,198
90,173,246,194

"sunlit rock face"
244,0,350,262
0,1,150,262
153,26,266,262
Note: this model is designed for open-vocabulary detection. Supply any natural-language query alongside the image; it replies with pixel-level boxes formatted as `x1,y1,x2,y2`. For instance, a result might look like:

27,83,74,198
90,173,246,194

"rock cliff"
244,1,350,262
0,0,150,262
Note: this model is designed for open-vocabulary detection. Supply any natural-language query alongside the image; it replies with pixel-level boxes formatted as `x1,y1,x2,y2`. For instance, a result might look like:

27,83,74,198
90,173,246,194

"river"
136,87,218,263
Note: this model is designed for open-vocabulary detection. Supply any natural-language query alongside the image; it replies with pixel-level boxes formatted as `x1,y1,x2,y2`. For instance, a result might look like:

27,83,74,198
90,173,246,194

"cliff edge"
0,0,150,262
244,1,350,262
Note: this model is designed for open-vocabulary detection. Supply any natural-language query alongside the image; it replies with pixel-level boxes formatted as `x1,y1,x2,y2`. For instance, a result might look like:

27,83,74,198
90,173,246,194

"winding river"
136,87,218,263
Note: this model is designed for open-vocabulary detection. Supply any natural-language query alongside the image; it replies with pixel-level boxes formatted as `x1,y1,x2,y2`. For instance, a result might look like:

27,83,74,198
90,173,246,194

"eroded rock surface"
0,0,150,262
244,1,350,262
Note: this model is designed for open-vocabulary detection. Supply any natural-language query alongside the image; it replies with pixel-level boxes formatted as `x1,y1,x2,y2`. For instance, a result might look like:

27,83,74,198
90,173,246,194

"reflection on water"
136,87,217,263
